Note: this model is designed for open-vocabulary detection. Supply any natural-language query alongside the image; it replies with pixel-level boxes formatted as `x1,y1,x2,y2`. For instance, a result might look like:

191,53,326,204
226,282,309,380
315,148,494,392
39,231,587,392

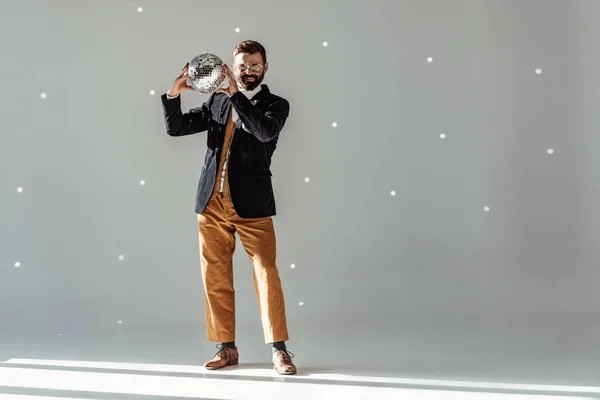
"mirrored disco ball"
187,52,226,94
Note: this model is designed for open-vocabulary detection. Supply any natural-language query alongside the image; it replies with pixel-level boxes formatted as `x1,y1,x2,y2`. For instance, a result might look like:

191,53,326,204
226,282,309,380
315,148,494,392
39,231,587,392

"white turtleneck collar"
240,83,262,98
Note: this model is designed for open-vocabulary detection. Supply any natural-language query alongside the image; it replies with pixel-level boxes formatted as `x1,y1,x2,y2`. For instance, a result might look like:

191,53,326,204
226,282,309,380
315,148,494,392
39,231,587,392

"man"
160,40,296,375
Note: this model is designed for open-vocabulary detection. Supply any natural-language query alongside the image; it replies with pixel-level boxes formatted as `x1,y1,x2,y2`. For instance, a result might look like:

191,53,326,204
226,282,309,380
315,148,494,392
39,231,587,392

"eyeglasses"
235,63,264,73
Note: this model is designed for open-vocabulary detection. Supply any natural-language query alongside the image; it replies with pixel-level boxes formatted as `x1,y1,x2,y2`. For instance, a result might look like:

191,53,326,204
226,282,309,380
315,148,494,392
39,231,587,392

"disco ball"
187,52,226,94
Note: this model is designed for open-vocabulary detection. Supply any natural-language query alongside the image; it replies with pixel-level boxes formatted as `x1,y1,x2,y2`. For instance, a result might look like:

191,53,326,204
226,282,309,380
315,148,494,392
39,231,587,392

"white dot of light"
427,57,433,63
332,122,337,128
137,7,143,12
322,41,328,47
391,191,396,196
536,68,542,74
140,180,146,186
440,133,446,139
235,27,240,33
150,90,155,96
16,187,23,193
484,206,490,212
304,177,310,183
118,255,125,261
299,302,304,306
40,93,47,99
291,264,296,269
14,262,20,268
117,320,123,324
547,148,554,155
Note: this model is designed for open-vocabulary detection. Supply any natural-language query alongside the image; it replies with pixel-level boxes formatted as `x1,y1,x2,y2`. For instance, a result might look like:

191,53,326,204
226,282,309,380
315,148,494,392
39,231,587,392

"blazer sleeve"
161,93,212,137
229,91,290,143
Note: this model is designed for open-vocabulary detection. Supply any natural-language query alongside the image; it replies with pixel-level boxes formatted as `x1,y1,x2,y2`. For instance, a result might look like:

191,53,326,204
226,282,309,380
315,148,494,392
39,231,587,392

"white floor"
0,321,599,400
0,357,598,400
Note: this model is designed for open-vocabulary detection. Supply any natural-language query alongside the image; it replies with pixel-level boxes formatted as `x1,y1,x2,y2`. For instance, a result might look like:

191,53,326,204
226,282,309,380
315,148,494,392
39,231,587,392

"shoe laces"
276,349,295,362
214,343,231,359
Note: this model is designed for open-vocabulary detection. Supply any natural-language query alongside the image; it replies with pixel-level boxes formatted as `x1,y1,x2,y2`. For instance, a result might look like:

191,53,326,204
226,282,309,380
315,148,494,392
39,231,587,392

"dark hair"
233,40,267,64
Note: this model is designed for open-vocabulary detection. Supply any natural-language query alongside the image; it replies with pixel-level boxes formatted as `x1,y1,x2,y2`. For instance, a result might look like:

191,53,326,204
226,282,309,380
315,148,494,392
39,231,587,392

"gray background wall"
1,0,599,387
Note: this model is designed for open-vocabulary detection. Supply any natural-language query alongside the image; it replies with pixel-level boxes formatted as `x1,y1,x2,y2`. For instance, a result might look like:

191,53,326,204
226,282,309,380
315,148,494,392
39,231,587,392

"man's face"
233,52,268,91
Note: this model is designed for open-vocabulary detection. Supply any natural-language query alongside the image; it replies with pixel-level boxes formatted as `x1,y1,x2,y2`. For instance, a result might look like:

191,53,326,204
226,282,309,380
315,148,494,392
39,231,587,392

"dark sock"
222,341,236,349
272,341,286,353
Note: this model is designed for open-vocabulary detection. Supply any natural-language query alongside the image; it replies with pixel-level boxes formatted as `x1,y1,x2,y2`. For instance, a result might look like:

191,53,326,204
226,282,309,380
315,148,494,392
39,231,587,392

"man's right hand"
167,63,195,97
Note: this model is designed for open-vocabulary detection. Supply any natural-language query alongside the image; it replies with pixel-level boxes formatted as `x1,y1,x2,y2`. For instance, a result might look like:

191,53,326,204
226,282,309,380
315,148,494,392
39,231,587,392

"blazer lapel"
218,96,231,124
218,85,270,149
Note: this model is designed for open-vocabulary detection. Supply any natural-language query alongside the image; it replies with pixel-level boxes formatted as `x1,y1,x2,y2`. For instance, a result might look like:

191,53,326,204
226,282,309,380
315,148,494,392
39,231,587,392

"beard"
238,72,264,91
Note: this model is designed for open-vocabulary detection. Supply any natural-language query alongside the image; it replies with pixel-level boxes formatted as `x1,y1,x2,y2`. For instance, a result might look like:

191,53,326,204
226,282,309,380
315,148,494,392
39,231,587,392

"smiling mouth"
243,76,256,82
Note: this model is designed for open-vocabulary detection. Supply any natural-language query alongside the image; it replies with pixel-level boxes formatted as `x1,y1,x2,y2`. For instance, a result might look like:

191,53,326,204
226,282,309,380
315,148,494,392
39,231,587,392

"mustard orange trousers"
197,192,289,344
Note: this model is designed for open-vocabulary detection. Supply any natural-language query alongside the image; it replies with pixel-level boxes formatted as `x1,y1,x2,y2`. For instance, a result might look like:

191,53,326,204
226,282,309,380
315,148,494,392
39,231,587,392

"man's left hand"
216,64,239,97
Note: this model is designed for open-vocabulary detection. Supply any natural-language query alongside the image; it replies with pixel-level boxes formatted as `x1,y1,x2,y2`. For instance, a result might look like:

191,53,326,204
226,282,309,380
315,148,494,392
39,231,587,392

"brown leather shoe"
272,349,297,375
204,344,239,370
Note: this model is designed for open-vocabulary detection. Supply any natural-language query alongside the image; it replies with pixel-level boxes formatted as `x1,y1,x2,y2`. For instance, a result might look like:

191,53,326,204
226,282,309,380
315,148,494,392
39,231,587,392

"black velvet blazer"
160,84,290,218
